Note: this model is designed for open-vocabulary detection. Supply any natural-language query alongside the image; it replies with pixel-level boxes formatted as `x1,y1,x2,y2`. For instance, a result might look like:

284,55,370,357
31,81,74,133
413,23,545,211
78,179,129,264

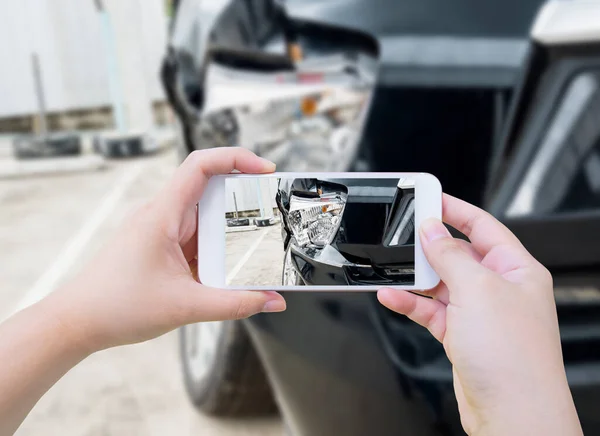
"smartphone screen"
224,176,416,287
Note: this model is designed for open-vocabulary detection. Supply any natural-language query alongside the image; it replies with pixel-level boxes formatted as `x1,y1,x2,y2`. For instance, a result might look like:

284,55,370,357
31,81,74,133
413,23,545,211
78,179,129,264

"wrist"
474,376,581,436
36,288,97,359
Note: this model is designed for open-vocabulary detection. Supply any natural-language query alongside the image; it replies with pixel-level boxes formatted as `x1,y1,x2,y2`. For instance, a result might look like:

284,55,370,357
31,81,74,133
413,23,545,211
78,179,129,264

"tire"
98,136,144,158
179,320,278,416
227,218,250,227
13,134,81,159
255,217,274,227
282,240,304,286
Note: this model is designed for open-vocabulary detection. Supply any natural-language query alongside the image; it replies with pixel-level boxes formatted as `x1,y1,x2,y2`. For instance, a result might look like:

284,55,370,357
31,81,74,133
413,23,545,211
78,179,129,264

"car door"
483,2,600,432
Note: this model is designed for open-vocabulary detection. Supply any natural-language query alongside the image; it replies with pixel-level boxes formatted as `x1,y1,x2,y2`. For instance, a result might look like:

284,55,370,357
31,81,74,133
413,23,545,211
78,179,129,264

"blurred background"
2,0,600,435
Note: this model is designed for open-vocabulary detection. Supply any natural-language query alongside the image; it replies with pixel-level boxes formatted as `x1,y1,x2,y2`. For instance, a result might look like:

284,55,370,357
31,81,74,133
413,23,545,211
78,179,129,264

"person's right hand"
378,194,582,436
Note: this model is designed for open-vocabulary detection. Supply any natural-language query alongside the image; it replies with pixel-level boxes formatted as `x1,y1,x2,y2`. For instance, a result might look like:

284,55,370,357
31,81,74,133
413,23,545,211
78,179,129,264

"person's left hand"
45,148,286,353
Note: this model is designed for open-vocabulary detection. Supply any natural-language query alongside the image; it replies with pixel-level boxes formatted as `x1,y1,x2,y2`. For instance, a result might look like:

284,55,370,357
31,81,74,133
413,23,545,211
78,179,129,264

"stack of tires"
13,133,82,159
93,132,158,158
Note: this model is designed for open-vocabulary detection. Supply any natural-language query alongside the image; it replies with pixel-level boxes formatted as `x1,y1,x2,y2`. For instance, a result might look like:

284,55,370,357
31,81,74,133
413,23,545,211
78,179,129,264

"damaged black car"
277,177,416,286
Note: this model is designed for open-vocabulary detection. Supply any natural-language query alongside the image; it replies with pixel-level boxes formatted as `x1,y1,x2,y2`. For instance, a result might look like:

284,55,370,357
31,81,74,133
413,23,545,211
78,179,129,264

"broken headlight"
288,192,347,247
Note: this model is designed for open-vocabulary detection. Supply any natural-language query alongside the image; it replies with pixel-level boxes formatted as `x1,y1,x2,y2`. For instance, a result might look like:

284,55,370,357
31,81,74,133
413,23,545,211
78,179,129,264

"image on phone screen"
225,176,415,287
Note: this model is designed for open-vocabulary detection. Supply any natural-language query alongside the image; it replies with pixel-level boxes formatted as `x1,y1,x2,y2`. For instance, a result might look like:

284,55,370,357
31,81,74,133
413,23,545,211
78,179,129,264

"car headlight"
506,71,600,217
197,51,377,172
288,192,347,247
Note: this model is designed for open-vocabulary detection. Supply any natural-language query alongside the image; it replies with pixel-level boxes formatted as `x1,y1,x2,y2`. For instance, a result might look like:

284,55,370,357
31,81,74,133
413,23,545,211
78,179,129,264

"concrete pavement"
225,226,285,287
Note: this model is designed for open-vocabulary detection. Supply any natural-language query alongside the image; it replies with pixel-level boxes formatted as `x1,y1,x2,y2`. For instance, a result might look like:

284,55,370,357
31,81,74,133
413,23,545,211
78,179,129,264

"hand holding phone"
378,195,582,435
198,172,442,290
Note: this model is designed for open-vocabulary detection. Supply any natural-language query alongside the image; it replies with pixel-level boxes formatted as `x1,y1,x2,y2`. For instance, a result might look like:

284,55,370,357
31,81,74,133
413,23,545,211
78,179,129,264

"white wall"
226,178,279,215
0,0,167,118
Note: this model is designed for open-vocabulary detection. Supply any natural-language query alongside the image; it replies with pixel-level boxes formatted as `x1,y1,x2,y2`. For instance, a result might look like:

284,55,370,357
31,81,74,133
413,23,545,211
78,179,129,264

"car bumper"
290,243,415,286
245,292,463,436
247,290,600,436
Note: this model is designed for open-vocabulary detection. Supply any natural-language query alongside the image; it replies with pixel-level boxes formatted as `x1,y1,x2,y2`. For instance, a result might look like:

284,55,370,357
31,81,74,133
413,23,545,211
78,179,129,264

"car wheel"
179,320,278,416
226,218,250,227
13,134,82,159
255,217,274,227
282,241,304,286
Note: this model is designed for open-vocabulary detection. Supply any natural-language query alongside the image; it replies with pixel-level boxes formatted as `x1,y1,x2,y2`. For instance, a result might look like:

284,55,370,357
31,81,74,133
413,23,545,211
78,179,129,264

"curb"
226,225,259,233
0,155,107,180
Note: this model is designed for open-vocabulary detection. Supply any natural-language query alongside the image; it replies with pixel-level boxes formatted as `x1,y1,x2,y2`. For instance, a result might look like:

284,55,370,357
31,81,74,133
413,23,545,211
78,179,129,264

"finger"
442,194,524,257
455,238,483,263
182,229,197,263
189,257,199,282
415,280,450,305
377,288,446,342
417,239,482,305
420,218,496,302
481,243,541,282
161,148,276,218
179,283,286,324
178,204,198,246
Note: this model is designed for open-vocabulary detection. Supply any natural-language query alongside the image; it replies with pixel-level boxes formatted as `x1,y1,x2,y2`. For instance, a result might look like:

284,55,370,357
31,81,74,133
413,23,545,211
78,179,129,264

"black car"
165,0,600,434
276,177,416,287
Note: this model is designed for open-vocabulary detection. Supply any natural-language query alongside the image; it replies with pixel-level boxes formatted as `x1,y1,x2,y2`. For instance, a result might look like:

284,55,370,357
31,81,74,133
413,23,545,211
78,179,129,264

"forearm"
476,376,582,436
0,296,90,435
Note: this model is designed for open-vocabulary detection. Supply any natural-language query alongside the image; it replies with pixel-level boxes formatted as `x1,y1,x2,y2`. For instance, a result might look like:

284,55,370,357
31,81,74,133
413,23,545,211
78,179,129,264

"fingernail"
259,157,276,171
262,299,286,313
420,218,450,243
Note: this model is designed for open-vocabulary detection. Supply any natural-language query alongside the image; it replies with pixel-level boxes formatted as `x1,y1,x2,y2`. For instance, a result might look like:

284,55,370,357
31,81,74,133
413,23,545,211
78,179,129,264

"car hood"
285,0,547,87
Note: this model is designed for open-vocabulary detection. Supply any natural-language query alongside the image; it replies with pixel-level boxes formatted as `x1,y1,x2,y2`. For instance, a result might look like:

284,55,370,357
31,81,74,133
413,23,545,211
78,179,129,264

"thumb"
181,283,286,323
419,218,493,299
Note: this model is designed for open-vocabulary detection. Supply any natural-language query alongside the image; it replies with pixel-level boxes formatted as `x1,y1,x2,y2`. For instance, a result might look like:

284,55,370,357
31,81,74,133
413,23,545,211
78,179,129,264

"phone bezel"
197,172,441,291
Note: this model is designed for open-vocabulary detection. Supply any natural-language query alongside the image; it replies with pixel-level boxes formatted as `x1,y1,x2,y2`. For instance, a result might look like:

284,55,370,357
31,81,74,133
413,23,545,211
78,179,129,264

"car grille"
556,287,600,365
370,287,600,381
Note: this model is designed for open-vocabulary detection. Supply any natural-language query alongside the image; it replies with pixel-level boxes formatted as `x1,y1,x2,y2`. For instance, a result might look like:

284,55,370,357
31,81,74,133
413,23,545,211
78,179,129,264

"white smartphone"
197,172,441,291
